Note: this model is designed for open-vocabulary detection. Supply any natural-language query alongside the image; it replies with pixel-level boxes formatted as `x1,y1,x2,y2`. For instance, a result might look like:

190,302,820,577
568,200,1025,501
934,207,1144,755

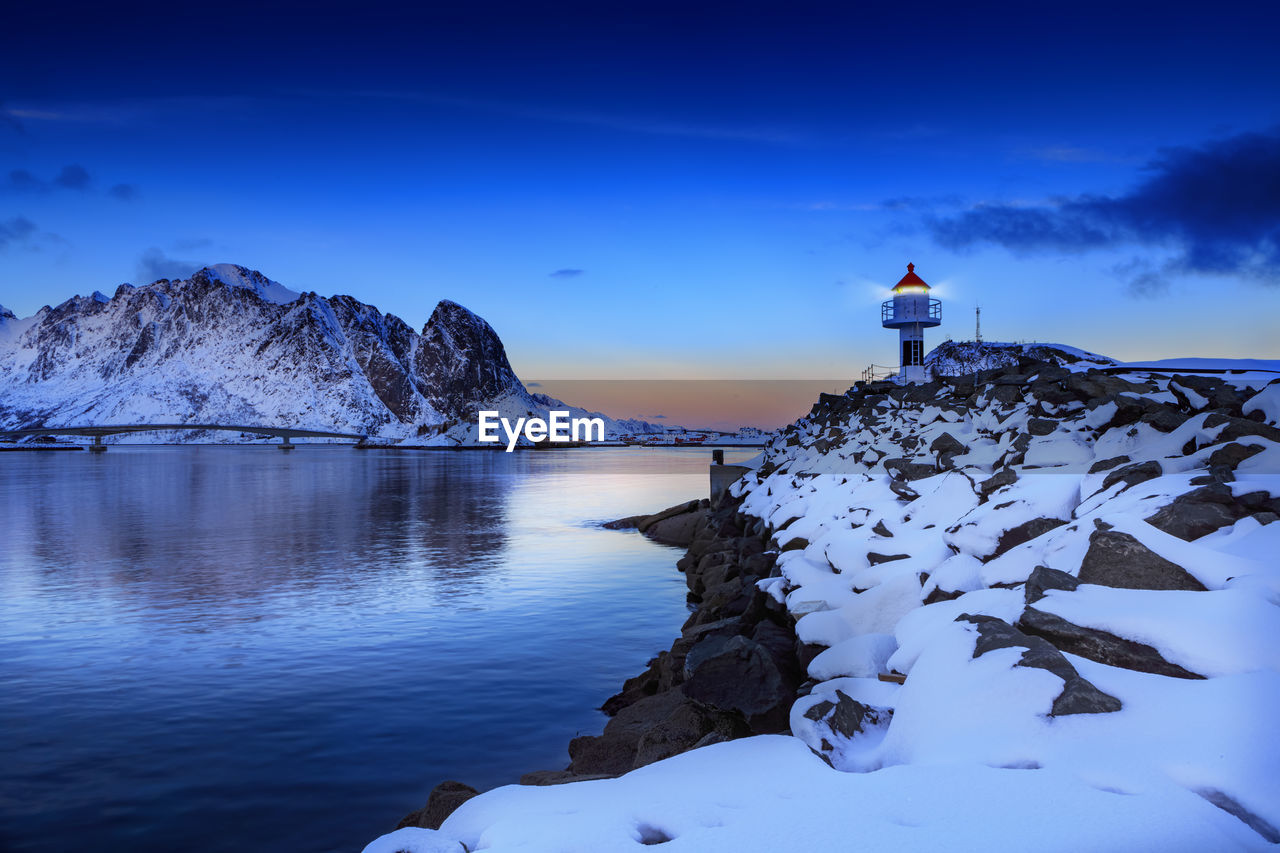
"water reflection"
0,446,738,853
4,448,513,616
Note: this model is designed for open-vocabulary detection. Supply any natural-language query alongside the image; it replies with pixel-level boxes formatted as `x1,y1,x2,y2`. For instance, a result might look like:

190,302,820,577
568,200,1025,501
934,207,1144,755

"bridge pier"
88,435,107,453
278,435,294,451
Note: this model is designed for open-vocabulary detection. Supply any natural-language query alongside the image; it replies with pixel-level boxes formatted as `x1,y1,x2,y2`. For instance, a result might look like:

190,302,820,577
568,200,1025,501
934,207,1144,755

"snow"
1035,585,1280,677
1118,357,1280,373
927,341,1118,377
1116,359,1280,390
365,735,1272,852
1243,382,1280,426
807,632,898,680
202,263,301,304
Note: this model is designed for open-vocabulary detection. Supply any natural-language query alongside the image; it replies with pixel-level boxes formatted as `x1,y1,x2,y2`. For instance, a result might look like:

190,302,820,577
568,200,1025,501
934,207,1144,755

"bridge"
0,424,368,452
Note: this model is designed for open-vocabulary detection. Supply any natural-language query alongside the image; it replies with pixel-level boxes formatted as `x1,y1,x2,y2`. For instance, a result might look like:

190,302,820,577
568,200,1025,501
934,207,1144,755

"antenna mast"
975,305,982,343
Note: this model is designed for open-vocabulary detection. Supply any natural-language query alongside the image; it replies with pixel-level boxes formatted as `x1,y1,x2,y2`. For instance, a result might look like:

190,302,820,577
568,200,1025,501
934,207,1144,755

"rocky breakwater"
376,352,1280,850
397,496,804,829
735,355,1280,841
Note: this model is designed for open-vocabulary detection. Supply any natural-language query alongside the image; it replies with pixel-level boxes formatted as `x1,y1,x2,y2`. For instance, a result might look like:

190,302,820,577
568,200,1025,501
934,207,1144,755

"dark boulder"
1088,455,1130,474
1018,606,1204,680
889,478,921,501
1169,375,1247,415
568,689,687,776
884,458,938,481
519,769,613,786
397,780,479,830
1201,413,1280,444
1024,565,1080,605
632,696,750,768
1143,483,1255,542
1206,442,1265,481
1027,417,1057,436
1078,521,1207,591
958,614,1121,715
682,633,797,733
803,689,890,739
930,432,967,468
1101,460,1162,492
979,468,1018,499
991,516,1067,560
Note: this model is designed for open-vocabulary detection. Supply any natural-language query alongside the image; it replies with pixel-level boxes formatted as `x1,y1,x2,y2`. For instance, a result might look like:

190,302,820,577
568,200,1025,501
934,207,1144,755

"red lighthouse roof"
893,262,929,291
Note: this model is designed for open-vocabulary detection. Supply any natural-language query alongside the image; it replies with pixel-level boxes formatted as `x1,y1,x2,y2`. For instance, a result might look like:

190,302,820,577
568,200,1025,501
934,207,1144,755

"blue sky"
2,1,1278,380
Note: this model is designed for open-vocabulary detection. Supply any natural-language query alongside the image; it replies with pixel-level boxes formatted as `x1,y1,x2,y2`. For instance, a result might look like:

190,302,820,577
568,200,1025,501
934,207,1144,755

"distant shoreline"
1,441,768,451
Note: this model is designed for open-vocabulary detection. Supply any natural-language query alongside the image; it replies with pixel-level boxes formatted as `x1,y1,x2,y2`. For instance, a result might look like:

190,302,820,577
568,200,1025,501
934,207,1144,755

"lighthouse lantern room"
881,262,942,383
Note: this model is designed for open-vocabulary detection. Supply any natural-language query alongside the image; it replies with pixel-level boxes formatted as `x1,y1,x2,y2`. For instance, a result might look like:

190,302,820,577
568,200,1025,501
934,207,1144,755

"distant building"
881,263,942,383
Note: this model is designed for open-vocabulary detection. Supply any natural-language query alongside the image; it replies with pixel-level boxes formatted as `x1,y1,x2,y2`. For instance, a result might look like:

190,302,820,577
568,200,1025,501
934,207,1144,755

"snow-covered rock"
927,340,1117,377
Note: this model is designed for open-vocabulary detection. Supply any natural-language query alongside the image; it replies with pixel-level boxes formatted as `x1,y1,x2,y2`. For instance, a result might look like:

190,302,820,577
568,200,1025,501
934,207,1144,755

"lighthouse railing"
881,298,943,323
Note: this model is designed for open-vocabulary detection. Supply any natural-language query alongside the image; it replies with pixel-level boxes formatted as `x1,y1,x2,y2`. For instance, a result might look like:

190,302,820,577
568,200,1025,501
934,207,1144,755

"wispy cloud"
923,127,1280,294
0,216,38,250
549,268,585,278
108,183,140,201
136,248,206,283
798,195,965,213
338,90,811,146
2,95,255,127
1023,145,1129,164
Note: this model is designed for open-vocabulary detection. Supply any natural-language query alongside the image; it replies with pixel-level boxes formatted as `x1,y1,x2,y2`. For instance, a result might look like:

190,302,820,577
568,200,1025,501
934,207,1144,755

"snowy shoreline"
367,351,1280,852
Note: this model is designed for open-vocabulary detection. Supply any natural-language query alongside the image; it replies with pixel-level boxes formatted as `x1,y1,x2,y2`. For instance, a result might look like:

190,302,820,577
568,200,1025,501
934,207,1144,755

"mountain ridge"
0,264,662,443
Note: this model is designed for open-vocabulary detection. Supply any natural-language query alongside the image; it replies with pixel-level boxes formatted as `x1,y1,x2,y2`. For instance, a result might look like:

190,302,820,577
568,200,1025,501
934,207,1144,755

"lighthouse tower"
881,262,942,383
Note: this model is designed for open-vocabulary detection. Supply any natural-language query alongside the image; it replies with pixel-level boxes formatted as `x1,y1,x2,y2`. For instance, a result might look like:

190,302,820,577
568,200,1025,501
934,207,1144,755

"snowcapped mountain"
0,264,655,443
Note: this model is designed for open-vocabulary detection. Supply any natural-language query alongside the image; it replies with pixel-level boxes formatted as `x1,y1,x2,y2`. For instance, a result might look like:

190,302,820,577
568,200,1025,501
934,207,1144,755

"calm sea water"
0,445,753,853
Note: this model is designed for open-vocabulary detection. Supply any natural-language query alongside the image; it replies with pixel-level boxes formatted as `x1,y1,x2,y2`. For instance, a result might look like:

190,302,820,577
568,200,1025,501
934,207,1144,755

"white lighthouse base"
898,365,930,384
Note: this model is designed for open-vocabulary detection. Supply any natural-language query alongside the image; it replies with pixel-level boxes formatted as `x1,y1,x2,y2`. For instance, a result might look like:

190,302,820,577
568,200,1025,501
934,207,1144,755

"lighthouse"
881,262,942,383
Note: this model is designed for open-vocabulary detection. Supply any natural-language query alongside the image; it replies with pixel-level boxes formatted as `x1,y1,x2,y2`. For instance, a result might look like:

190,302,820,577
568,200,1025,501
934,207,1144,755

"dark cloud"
136,248,204,282
1110,258,1172,298
525,381,543,388
4,164,137,200
53,164,91,190
924,128,1280,291
5,169,45,192
549,268,585,278
5,164,92,192
108,183,139,201
0,216,38,249
1127,271,1170,298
